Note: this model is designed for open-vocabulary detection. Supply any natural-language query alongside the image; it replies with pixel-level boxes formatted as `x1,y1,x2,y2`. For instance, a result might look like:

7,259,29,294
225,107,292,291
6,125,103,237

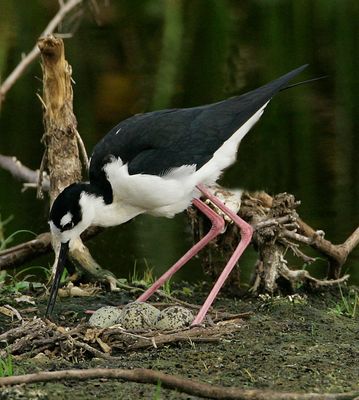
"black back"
90,65,308,198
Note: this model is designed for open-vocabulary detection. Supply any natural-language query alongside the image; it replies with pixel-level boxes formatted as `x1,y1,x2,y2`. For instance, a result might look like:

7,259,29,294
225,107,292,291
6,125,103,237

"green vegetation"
329,285,358,318
152,380,162,400
0,267,47,296
129,259,155,288
162,278,172,297
0,353,14,377
0,214,36,251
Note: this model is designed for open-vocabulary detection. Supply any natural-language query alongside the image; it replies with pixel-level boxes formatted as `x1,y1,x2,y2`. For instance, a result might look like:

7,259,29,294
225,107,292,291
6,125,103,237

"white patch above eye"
60,211,73,227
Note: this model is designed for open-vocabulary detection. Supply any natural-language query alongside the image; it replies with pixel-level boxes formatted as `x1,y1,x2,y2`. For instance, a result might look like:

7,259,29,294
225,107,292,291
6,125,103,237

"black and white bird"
47,65,308,323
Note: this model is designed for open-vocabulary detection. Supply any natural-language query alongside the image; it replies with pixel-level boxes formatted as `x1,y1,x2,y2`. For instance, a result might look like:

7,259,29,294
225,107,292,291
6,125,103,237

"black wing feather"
90,65,307,185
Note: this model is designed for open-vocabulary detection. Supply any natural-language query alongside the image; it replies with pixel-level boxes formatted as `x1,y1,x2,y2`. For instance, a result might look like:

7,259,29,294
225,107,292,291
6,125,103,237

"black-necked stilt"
46,65,308,323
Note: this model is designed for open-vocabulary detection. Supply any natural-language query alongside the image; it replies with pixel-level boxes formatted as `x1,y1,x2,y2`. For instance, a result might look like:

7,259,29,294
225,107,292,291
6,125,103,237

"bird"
46,64,308,323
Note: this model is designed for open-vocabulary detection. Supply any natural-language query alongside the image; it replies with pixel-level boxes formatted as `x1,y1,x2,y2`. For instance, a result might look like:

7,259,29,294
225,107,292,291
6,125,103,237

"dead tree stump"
37,35,117,290
37,35,82,201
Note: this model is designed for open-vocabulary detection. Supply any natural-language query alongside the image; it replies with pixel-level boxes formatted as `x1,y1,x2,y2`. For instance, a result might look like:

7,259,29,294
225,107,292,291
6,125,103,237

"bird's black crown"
49,183,86,231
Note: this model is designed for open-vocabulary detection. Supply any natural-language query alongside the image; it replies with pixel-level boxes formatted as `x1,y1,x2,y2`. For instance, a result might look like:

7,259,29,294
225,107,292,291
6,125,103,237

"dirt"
0,285,358,399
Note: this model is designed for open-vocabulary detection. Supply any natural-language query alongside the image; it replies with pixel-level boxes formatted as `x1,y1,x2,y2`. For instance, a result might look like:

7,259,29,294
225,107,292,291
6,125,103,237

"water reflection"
0,0,358,284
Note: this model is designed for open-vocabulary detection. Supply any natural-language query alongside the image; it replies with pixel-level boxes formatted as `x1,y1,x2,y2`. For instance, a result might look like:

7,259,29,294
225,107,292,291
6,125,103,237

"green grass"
162,278,172,297
0,213,36,251
152,379,162,400
329,285,358,318
0,266,48,295
129,259,155,288
0,353,14,377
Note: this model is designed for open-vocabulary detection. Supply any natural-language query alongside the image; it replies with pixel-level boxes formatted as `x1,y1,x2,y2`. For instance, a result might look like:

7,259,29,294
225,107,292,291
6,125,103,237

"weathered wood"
190,186,357,294
37,35,82,201
36,35,116,289
0,0,83,108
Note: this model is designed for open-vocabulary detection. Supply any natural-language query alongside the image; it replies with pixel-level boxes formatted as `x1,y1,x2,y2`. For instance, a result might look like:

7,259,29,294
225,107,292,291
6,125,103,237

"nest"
0,310,251,361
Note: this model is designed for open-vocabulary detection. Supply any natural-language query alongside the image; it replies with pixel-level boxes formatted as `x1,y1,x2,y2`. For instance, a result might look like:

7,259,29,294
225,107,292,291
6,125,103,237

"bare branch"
0,154,49,191
0,0,84,106
0,368,357,399
0,227,102,271
297,220,359,278
75,128,89,171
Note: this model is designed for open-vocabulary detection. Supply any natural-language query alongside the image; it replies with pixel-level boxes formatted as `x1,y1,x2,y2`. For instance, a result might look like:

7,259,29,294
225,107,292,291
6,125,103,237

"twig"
255,215,294,229
70,338,120,360
282,229,314,245
0,0,83,106
0,154,49,191
0,368,357,399
106,326,153,342
75,129,89,171
3,305,23,322
297,220,359,278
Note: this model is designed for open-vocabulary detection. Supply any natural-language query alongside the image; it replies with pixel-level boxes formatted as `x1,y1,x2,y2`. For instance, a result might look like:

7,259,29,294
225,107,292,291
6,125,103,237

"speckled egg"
155,306,194,330
88,306,122,328
116,302,161,329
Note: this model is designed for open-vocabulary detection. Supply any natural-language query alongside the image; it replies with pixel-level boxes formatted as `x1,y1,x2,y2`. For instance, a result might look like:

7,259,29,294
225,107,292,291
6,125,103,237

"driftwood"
1,368,358,400
190,186,358,294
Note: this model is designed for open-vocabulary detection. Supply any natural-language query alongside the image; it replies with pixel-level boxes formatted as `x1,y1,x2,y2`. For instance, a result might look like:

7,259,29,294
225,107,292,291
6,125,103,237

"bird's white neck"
79,192,144,228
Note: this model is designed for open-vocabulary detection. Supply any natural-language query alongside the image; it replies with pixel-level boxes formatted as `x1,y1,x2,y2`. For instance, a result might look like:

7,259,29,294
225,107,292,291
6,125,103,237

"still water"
0,1,358,284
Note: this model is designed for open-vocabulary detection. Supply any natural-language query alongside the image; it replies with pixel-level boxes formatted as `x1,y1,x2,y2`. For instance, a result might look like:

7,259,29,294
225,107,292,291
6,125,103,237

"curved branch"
0,368,357,399
0,154,49,190
0,0,83,106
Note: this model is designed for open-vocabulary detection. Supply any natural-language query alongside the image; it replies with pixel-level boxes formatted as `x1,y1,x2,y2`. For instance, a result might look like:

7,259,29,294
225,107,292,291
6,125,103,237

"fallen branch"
0,0,84,107
0,155,49,191
0,368,357,400
0,232,51,271
0,227,102,271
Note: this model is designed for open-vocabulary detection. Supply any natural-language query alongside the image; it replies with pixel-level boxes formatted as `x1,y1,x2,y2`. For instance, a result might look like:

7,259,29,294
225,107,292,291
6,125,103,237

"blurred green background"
0,0,358,285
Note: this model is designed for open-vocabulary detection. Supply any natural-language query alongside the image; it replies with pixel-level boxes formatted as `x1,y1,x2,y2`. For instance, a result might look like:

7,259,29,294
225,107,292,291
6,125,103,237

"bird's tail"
280,75,328,92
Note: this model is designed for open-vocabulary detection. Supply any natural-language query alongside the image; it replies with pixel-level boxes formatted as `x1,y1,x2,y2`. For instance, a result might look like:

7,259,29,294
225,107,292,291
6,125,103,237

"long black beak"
45,241,69,318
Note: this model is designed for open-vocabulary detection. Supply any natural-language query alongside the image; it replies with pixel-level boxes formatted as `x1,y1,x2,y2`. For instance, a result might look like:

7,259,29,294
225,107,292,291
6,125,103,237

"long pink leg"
191,184,253,325
137,198,225,302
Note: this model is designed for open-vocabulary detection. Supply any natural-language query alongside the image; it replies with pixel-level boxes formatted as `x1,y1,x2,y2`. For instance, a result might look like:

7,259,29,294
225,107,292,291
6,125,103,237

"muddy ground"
0,285,358,399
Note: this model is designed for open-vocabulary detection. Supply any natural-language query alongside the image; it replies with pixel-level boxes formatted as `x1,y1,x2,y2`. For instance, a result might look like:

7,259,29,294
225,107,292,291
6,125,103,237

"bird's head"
46,183,95,317
49,183,93,244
